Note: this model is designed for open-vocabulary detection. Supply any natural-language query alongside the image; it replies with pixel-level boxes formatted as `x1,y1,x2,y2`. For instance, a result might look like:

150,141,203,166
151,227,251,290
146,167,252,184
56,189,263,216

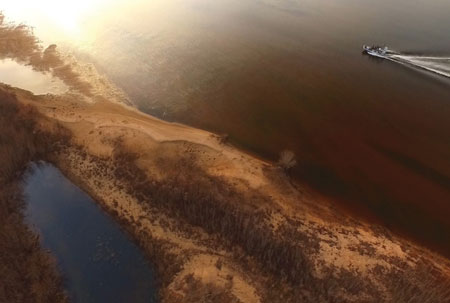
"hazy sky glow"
2,0,125,42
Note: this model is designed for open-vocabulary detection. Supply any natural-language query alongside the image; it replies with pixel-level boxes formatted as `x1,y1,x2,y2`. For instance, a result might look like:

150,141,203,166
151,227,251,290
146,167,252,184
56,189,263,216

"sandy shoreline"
1,11,450,301
4,84,450,302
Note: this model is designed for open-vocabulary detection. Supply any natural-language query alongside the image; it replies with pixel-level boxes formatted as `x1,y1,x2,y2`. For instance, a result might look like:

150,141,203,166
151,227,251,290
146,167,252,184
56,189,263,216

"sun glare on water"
2,0,118,40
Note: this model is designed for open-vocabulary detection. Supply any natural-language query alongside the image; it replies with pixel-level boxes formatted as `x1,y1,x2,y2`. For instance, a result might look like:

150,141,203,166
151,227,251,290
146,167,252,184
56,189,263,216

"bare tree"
218,133,229,144
278,150,297,171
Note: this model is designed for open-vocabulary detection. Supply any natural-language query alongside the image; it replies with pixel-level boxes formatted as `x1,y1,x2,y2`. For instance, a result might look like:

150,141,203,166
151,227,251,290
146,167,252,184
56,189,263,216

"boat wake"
363,45,450,78
387,53,450,78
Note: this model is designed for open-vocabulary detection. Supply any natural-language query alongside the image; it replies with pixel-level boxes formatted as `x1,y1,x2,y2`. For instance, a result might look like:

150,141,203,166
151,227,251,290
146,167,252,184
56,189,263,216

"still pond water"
0,59,67,95
24,163,158,303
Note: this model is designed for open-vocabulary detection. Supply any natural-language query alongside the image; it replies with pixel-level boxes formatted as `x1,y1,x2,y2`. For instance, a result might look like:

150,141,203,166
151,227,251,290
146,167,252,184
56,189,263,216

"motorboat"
362,45,395,58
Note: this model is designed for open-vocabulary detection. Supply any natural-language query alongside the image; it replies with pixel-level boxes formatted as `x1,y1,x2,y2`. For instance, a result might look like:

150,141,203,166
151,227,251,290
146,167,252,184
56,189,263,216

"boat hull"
362,45,395,59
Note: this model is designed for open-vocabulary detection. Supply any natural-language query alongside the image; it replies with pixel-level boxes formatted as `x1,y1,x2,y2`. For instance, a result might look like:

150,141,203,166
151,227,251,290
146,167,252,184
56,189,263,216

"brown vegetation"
0,13,133,105
0,89,69,303
102,141,450,302
0,13,92,96
277,150,297,172
6,86,449,302
166,274,240,303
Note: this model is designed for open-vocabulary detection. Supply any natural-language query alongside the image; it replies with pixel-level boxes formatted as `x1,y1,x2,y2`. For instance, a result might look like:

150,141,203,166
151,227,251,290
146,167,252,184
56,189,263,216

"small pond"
24,163,158,303
0,59,67,95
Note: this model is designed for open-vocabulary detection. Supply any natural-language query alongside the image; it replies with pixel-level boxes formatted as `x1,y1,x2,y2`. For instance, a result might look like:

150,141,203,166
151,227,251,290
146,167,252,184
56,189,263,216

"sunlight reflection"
1,0,172,46
2,0,119,39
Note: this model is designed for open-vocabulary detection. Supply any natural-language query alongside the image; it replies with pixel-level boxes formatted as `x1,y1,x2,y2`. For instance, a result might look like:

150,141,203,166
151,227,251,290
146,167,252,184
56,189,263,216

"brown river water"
2,0,450,256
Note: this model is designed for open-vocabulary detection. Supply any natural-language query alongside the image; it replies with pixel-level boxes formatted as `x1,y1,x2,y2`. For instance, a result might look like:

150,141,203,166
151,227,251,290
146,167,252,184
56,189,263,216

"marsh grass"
0,13,93,96
107,141,450,302
0,89,69,303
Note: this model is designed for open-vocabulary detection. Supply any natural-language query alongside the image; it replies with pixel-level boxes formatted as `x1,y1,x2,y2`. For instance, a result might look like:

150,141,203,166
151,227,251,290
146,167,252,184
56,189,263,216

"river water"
24,163,158,303
3,0,450,255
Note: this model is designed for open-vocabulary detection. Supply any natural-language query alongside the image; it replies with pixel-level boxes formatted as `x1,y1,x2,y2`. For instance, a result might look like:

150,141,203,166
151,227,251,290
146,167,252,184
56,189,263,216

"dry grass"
0,13,93,96
0,89,69,303
106,141,450,303
6,85,448,302
165,274,240,303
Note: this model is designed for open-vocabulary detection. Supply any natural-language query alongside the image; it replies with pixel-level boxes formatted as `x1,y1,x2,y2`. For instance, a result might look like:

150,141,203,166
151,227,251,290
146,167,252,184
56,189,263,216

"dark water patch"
24,163,158,303
376,146,450,191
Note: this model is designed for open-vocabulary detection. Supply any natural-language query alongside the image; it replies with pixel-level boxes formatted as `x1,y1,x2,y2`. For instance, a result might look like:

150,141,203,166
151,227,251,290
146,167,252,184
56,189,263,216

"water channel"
24,163,158,303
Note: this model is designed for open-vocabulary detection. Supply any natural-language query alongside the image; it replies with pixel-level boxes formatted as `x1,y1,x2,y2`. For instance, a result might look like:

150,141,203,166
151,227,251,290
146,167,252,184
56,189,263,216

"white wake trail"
386,53,450,78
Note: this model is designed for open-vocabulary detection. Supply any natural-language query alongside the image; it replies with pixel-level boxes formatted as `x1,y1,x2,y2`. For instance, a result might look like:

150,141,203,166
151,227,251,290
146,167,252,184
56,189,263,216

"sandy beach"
3,83,448,302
